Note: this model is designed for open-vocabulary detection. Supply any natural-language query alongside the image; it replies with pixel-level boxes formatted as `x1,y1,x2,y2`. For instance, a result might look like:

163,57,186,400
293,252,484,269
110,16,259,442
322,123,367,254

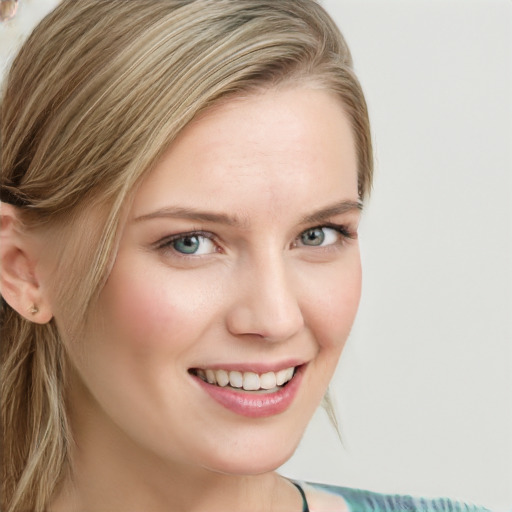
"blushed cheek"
315,262,362,351
94,264,204,356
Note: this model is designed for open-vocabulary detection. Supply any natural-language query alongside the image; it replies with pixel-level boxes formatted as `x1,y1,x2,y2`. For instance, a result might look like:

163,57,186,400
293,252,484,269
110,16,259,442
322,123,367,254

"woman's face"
63,87,361,476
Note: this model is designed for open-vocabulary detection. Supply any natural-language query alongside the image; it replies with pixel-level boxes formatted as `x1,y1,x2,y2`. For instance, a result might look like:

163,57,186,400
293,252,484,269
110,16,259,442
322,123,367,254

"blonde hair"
0,1,373,510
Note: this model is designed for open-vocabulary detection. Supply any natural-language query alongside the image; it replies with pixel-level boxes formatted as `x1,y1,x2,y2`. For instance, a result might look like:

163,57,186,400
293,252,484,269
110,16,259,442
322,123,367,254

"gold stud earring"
29,305,39,315
0,0,19,22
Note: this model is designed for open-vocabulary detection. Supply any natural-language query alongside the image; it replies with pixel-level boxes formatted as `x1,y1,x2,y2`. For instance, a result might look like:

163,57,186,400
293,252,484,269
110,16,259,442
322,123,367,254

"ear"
0,203,53,324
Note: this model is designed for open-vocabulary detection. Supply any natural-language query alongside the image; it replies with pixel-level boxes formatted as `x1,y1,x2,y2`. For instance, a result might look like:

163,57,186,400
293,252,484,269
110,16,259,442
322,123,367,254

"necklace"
292,482,310,512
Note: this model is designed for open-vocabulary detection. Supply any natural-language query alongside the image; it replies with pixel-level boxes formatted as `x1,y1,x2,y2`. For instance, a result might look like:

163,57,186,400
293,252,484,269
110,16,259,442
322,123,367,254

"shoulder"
299,481,493,512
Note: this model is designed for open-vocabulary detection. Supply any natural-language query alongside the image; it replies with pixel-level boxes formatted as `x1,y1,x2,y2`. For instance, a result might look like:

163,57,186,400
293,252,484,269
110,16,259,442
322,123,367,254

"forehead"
131,87,358,221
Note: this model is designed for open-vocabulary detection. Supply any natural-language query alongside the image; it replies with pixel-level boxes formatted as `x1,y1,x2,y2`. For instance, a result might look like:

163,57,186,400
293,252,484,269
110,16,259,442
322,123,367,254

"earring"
0,0,19,22
29,305,39,315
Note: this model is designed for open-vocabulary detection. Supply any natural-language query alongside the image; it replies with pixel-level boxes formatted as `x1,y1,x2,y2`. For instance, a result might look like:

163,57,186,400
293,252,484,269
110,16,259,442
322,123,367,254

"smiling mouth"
189,366,296,393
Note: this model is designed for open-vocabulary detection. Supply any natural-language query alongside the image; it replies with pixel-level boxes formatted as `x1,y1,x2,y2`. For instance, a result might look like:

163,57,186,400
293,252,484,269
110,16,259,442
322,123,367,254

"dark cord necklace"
292,482,310,512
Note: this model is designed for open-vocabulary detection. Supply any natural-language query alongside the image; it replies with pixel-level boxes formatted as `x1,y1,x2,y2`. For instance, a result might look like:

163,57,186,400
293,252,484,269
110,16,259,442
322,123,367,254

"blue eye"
299,226,346,247
301,227,326,246
170,234,216,255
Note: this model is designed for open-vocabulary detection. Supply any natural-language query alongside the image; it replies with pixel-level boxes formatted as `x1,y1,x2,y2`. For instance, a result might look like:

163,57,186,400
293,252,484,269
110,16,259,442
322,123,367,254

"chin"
208,450,296,477
197,428,302,477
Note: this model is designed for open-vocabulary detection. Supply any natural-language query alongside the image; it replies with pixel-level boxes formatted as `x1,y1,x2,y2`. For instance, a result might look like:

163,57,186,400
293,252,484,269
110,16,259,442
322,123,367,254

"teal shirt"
295,482,492,512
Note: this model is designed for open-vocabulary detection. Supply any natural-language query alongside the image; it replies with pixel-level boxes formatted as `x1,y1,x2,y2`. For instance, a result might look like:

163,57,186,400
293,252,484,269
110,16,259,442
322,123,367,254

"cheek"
303,255,362,351
95,258,214,356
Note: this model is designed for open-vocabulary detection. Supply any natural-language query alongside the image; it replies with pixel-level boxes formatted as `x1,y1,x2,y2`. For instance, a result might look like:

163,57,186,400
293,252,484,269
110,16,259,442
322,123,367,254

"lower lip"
192,366,304,418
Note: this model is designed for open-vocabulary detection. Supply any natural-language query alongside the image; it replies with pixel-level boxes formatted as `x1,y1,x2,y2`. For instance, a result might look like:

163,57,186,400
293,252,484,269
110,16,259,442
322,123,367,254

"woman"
0,1,492,511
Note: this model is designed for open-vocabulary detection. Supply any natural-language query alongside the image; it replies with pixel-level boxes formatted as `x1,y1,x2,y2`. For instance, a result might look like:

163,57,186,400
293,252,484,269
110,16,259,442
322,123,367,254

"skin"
7,87,360,511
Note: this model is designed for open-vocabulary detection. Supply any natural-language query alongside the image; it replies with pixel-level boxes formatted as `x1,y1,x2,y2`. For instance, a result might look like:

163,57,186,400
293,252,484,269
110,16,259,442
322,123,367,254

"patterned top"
294,481,492,512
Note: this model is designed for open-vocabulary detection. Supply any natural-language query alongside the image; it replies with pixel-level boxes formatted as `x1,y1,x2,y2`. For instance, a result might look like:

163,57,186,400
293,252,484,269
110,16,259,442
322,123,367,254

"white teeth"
195,366,297,390
242,372,260,391
205,369,216,384
229,370,243,388
260,372,277,390
216,369,229,387
275,368,288,386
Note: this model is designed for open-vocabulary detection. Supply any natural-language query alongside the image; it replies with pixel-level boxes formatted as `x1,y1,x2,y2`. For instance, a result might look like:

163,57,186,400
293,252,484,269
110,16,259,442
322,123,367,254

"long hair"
0,1,373,510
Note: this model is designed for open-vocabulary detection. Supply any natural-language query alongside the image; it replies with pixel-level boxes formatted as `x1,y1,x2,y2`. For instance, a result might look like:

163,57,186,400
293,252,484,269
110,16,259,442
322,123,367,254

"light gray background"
1,0,511,510
281,1,512,510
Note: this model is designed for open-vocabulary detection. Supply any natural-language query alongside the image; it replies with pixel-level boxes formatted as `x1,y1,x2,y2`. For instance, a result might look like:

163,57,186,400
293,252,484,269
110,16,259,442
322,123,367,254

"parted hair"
0,1,373,510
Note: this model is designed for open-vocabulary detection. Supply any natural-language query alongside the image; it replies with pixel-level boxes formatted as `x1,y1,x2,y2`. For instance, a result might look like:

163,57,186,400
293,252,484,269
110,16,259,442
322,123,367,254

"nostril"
226,298,304,342
224,262,304,342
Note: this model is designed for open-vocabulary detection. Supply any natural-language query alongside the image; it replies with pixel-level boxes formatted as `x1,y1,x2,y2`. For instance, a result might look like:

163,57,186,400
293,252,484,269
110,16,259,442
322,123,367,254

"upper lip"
189,359,307,374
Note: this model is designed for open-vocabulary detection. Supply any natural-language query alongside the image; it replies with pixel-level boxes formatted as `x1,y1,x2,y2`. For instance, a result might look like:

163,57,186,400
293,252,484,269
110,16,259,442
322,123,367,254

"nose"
225,254,304,342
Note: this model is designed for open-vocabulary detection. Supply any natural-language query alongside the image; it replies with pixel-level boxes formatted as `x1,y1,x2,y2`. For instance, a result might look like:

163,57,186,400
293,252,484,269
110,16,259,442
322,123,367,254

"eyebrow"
300,200,363,224
133,200,362,228
134,206,249,228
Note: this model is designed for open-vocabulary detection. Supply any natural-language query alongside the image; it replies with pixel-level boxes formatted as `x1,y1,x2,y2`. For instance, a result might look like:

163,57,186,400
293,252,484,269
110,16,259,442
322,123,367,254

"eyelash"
155,230,217,256
155,224,356,257
299,223,356,246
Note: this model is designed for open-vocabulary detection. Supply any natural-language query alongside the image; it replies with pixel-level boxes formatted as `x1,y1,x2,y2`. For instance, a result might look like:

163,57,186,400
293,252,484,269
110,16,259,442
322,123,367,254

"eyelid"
294,223,357,248
316,222,356,238
304,222,356,237
154,230,219,254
